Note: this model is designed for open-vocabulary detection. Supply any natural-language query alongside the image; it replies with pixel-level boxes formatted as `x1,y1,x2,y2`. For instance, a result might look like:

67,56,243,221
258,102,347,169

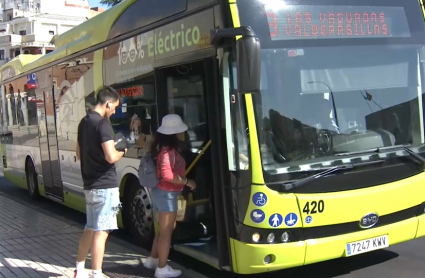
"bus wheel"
26,160,40,200
124,180,154,246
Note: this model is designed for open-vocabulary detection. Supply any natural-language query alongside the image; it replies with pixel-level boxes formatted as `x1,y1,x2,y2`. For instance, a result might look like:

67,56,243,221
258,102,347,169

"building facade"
0,0,100,66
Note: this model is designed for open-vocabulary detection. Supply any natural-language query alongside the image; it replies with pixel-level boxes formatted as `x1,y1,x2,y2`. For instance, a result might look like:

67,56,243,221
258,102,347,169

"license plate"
345,235,389,257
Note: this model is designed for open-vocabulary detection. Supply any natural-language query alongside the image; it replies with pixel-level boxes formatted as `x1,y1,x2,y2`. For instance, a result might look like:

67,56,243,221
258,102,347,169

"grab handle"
185,140,211,175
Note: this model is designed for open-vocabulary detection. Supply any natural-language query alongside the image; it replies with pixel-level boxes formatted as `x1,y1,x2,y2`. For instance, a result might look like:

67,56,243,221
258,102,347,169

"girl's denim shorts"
150,187,179,212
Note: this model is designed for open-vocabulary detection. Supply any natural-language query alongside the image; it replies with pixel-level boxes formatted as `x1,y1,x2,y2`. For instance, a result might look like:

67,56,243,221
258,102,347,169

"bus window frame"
222,51,250,171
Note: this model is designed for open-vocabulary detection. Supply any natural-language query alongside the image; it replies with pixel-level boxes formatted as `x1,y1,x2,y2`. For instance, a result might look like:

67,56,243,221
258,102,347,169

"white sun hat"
157,114,188,135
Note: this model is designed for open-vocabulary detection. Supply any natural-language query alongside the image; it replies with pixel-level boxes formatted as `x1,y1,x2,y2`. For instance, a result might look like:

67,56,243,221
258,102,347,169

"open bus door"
154,58,232,270
35,69,64,201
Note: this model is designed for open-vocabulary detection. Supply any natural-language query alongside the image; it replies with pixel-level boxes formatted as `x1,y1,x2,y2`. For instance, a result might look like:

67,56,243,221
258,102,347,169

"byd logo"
359,213,379,229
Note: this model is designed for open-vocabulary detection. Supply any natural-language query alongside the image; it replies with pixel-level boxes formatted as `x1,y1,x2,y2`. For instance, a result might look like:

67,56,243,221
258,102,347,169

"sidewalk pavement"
0,185,205,278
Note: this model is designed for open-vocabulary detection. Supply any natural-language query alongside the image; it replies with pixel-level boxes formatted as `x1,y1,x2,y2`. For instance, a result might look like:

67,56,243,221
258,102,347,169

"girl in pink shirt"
143,114,196,278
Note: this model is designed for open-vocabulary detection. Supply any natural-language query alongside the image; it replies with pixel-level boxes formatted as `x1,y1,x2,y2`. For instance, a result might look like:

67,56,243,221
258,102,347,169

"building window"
19,30,26,35
0,50,4,60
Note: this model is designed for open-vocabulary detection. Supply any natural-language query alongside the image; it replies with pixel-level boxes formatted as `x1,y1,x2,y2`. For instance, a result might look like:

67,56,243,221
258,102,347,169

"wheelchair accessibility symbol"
252,192,267,207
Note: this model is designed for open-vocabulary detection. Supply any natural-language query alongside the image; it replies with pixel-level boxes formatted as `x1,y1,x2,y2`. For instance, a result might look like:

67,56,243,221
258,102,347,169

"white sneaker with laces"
143,256,159,270
154,265,182,278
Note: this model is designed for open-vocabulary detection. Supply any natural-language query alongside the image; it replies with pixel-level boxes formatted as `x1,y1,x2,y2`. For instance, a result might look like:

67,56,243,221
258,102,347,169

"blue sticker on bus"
269,213,283,228
252,192,267,207
251,209,265,224
305,215,313,224
284,213,298,227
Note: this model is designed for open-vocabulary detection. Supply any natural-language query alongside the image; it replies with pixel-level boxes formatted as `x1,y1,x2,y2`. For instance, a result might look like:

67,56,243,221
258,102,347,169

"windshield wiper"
281,164,353,191
271,159,385,192
271,145,425,192
335,144,409,156
336,144,425,167
403,147,425,167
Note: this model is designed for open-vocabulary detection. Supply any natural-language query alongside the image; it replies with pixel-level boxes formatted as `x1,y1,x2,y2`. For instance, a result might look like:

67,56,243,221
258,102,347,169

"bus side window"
102,39,157,159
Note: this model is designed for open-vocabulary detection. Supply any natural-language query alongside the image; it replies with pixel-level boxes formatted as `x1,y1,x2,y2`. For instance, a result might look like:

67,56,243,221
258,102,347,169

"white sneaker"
73,269,89,278
91,272,104,278
143,256,159,270
154,265,182,278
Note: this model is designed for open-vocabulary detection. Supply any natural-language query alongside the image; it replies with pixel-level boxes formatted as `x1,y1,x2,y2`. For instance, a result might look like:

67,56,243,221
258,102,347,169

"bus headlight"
252,232,261,243
281,231,290,243
267,233,275,243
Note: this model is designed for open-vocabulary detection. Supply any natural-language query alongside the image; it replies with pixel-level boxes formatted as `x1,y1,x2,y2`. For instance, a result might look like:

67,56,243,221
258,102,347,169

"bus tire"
123,177,155,247
26,160,40,200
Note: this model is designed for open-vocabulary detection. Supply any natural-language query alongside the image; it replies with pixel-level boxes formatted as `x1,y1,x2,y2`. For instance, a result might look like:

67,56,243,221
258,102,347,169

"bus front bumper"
231,215,425,274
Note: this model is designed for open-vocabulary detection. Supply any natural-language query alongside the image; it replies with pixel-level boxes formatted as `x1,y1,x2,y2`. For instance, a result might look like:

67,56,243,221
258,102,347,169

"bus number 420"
303,200,325,214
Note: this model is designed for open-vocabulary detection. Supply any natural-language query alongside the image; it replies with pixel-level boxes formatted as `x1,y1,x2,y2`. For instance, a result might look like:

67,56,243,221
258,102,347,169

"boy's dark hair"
96,86,121,105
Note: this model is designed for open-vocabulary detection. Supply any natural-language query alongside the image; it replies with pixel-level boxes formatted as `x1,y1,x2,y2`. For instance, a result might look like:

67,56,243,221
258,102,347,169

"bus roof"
1,0,216,80
0,54,43,81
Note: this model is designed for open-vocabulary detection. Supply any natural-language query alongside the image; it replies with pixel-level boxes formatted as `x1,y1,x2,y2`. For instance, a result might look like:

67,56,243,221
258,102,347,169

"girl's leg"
151,233,160,258
157,211,177,268
143,191,160,270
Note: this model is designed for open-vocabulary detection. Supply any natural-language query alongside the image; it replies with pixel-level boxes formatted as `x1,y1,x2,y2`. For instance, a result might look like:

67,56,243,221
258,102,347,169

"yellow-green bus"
1,0,425,274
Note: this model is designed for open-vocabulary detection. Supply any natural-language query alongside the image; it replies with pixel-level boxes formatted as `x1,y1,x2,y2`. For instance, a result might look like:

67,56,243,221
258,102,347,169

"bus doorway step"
172,220,215,242
173,237,218,269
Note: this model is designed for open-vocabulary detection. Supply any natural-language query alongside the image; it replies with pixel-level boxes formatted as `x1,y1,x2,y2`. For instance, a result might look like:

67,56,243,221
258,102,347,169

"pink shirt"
156,147,186,192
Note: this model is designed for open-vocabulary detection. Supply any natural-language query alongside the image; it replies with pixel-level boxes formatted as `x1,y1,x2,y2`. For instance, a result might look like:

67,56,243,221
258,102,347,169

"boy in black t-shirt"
74,86,127,278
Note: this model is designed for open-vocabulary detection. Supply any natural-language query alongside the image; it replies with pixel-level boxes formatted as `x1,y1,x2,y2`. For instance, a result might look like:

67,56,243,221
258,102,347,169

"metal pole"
307,81,340,131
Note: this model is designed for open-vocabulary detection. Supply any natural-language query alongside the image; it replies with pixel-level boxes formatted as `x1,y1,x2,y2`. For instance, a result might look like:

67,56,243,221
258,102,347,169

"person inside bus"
172,105,192,154
129,113,141,143
143,114,196,278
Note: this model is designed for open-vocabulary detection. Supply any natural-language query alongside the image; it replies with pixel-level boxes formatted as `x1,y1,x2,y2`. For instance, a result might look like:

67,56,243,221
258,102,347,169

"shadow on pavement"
263,249,399,278
0,179,402,278
168,242,399,278
103,264,152,278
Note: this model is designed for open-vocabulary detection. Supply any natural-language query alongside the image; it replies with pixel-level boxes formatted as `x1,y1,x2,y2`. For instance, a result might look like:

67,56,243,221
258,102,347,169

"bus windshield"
237,0,425,176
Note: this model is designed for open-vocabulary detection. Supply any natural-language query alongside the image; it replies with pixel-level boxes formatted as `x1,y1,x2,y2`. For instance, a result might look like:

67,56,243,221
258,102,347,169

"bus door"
36,70,63,201
155,60,220,266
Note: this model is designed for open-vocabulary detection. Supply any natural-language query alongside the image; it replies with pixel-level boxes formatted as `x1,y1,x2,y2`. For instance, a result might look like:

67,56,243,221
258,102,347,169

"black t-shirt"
78,111,118,190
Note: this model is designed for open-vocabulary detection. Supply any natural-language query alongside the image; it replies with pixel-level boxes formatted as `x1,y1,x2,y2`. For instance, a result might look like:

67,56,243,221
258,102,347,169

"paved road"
0,177,204,278
1,176,425,278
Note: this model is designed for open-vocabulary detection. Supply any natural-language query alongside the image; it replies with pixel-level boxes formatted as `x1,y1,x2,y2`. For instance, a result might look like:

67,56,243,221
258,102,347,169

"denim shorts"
84,187,121,231
150,187,179,212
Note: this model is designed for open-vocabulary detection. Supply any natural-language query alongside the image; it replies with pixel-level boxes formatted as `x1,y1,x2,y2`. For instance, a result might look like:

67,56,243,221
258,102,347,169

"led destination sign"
266,5,410,40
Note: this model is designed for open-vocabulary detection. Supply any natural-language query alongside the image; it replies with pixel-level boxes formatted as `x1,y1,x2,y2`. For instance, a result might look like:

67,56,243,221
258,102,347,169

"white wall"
32,19,82,36
40,23,56,35
60,24,74,34
39,0,90,18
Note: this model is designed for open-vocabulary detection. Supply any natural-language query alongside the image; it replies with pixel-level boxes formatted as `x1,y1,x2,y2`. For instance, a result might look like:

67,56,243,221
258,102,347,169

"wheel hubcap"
131,187,153,238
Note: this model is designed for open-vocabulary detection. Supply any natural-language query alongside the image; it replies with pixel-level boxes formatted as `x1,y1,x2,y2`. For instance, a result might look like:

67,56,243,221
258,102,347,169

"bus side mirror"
210,26,261,94
236,36,261,94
